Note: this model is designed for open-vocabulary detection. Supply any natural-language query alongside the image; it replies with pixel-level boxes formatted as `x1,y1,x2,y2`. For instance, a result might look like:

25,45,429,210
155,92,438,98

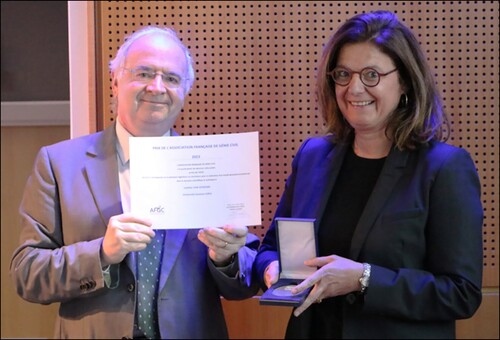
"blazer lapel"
84,126,123,226
83,126,136,272
312,142,349,234
349,147,409,259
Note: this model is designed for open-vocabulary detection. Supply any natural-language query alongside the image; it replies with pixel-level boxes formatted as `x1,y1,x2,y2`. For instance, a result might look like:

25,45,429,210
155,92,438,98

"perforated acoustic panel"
95,1,499,287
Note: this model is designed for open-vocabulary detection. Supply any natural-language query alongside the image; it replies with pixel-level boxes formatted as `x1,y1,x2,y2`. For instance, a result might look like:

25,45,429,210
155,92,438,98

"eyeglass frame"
327,66,398,87
121,66,190,89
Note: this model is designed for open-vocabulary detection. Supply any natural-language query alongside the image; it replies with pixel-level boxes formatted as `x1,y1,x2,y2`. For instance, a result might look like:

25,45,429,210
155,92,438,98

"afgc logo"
150,206,165,214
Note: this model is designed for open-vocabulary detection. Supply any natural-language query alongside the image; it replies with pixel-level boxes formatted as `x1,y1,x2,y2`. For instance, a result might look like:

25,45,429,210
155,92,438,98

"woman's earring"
401,93,408,107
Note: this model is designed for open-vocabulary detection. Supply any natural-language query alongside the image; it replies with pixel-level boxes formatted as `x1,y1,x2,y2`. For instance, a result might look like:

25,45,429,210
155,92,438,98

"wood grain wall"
1,1,498,339
95,0,499,286
95,1,500,338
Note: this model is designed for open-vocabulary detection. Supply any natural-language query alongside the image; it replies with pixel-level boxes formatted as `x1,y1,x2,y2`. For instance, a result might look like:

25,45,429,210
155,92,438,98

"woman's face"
334,42,404,137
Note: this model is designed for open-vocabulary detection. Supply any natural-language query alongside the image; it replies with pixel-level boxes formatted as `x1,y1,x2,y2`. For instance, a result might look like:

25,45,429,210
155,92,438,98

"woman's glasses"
328,67,398,87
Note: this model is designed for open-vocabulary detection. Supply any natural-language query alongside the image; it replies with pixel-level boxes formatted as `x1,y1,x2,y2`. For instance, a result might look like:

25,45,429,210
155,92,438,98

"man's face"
112,33,190,137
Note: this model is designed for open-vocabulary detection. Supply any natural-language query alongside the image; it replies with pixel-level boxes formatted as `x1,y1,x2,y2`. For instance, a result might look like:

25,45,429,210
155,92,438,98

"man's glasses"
122,67,186,89
328,67,398,87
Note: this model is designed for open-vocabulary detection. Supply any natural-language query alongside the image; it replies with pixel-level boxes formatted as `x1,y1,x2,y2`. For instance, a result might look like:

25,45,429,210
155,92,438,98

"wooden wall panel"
94,1,498,338
95,0,499,287
1,2,497,339
1,126,69,339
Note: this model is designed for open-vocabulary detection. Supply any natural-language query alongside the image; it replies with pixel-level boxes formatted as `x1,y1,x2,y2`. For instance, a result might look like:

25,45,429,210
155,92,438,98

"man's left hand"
197,224,248,266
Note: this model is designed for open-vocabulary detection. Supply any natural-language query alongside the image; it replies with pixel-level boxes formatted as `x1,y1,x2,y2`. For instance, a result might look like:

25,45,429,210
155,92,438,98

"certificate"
129,131,262,229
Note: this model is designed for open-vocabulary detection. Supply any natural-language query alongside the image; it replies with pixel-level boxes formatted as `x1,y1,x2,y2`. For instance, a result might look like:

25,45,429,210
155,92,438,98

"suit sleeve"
208,232,261,299
10,147,107,304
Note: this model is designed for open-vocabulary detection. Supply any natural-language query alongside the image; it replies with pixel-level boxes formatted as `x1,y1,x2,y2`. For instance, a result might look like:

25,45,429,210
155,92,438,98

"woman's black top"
311,146,386,338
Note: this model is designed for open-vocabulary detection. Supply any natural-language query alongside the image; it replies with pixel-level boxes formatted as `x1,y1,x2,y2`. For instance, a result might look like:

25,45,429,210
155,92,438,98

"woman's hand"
291,255,364,317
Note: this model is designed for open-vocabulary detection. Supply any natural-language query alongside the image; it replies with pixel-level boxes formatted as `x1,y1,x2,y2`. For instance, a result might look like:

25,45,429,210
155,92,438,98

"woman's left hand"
291,255,364,317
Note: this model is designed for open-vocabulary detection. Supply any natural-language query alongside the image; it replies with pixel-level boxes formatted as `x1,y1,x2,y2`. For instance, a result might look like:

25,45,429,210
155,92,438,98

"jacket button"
127,283,135,292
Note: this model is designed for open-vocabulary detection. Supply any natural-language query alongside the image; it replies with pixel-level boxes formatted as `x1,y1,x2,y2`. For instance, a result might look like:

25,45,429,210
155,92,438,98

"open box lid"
276,217,317,280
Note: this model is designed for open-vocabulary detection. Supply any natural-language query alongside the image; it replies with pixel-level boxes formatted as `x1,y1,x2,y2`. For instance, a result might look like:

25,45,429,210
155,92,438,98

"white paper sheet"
129,131,261,229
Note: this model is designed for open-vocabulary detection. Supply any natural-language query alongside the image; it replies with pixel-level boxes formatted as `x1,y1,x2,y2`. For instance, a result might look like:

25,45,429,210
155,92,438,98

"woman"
254,10,483,339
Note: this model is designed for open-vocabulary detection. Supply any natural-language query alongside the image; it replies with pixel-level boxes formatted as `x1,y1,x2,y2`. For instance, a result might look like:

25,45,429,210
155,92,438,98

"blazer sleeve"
208,231,261,299
10,147,107,304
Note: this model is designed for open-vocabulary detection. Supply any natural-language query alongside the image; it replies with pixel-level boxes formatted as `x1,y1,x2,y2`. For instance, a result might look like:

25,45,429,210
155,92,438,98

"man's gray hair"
109,26,195,92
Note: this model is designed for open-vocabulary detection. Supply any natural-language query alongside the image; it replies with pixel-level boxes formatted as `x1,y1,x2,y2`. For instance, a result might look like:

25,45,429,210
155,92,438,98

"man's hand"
197,224,248,266
101,213,155,266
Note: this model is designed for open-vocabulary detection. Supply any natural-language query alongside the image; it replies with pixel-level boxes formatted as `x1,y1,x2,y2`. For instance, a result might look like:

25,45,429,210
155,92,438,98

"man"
10,26,260,339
